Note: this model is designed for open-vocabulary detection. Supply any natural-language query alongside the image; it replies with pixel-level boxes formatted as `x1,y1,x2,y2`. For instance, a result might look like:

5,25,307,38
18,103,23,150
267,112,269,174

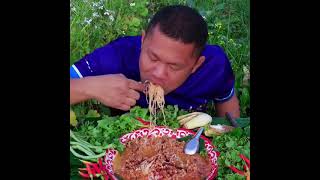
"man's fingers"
125,98,136,107
127,89,140,100
128,79,145,92
117,97,136,111
118,104,131,111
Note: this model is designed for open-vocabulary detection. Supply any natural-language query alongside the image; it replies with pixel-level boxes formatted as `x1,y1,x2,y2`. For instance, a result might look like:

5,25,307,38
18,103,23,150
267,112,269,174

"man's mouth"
143,79,167,93
149,79,164,87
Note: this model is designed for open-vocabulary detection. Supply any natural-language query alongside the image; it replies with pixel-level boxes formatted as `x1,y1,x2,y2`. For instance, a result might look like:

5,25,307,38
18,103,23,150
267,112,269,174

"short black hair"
145,5,208,57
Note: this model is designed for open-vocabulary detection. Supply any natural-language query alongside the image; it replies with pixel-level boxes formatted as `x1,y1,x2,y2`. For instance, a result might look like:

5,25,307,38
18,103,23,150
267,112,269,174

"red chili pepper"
136,117,150,125
98,169,109,180
102,172,109,180
85,163,94,179
229,154,250,178
91,163,101,174
79,171,90,178
98,158,103,167
239,154,250,168
97,158,109,180
98,158,106,171
229,165,245,176
243,164,247,171
80,159,101,178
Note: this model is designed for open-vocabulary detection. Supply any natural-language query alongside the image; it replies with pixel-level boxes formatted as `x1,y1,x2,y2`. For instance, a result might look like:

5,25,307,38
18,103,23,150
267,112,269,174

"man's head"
139,5,208,95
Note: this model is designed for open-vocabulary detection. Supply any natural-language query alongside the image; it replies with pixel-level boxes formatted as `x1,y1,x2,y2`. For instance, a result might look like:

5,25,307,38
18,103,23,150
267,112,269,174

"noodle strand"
144,81,166,126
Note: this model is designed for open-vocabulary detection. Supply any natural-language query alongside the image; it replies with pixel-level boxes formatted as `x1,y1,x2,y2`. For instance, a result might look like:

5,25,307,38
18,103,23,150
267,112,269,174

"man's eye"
169,65,179,70
150,58,157,62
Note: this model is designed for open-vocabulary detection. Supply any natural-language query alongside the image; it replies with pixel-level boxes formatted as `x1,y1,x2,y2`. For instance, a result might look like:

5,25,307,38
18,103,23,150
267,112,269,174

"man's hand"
70,74,145,111
214,93,240,119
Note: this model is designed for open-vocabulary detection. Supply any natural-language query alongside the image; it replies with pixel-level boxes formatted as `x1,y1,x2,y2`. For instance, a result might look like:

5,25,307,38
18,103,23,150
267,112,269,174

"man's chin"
163,88,174,95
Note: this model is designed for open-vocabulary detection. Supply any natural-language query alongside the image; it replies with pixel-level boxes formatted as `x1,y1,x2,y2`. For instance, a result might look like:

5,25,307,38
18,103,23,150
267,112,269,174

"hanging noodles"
144,80,166,126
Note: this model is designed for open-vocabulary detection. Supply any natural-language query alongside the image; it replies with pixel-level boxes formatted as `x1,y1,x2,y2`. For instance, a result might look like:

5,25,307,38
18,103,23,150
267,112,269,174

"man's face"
139,25,205,95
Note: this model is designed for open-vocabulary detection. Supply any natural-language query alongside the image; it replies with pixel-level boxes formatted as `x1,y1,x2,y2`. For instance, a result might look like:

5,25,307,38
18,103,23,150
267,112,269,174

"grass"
70,1,249,178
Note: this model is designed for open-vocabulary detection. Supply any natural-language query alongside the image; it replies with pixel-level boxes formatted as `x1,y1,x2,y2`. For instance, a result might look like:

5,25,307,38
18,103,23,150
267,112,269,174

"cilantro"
213,125,250,179
153,105,189,128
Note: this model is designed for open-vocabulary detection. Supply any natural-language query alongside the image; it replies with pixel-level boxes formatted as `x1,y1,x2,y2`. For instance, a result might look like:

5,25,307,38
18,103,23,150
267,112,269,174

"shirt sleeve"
213,53,236,103
70,38,124,79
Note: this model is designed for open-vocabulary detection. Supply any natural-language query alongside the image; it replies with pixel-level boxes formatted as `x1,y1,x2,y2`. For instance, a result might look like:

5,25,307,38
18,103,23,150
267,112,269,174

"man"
70,5,240,118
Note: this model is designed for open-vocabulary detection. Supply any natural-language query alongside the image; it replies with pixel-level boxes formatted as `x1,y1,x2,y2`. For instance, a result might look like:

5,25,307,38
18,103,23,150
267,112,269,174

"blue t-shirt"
70,36,235,110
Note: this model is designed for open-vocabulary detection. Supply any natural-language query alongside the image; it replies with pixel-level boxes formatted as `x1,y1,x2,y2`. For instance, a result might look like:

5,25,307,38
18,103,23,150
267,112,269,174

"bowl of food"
104,126,219,180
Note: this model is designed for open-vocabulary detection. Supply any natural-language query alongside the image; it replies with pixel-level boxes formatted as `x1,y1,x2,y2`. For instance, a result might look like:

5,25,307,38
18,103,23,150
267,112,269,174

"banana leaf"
211,117,250,128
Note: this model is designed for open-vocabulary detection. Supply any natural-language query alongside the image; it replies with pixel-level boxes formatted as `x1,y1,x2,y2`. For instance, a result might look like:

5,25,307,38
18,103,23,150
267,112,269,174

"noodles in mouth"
144,80,166,126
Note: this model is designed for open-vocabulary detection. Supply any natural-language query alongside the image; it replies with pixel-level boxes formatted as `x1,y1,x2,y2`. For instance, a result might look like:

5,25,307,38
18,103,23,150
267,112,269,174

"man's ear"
141,30,145,44
191,56,206,73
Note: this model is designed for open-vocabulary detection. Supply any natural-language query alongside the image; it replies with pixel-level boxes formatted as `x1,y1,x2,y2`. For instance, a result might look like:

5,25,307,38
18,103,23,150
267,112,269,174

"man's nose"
152,63,167,80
